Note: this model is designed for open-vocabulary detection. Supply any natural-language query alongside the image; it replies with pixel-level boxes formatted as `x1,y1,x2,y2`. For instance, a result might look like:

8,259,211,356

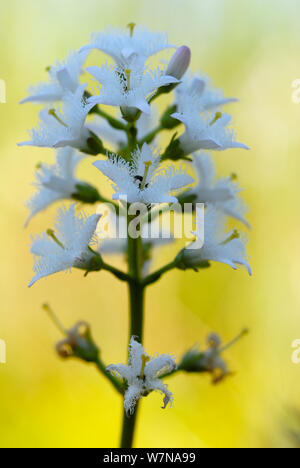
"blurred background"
0,0,299,448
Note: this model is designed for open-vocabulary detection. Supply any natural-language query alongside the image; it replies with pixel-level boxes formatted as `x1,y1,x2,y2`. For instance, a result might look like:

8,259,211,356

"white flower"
107,336,176,416
20,50,88,104
29,205,101,287
93,143,193,204
81,25,174,68
189,152,249,227
18,84,96,151
174,73,237,113
180,205,251,274
172,107,249,155
26,148,86,225
87,64,178,115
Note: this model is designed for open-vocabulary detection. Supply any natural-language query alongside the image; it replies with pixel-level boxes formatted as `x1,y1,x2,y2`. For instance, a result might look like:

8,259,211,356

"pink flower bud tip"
166,46,191,80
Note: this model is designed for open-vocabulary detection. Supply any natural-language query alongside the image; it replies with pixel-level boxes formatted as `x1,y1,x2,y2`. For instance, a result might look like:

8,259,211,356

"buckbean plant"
19,24,251,448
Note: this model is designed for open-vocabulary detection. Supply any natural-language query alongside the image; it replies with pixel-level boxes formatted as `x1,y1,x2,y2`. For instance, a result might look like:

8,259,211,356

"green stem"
101,261,132,283
138,125,164,146
90,104,127,132
142,259,178,287
120,227,145,448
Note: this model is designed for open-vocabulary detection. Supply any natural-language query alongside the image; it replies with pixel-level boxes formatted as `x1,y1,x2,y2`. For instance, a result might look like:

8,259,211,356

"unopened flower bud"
166,46,191,80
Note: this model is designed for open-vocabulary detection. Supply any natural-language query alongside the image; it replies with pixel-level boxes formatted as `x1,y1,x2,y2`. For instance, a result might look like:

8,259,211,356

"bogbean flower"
188,152,249,227
180,332,247,384
20,50,88,105
171,107,249,155
177,205,251,274
29,204,102,287
56,321,99,362
93,143,193,204
174,74,237,113
87,63,178,116
107,336,176,416
18,85,102,154
81,25,174,69
26,148,89,225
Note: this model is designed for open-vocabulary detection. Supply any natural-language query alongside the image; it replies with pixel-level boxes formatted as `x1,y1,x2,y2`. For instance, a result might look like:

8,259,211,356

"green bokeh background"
0,0,299,448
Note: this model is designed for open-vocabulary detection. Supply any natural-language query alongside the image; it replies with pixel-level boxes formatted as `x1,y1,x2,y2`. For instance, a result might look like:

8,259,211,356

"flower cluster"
20,25,251,418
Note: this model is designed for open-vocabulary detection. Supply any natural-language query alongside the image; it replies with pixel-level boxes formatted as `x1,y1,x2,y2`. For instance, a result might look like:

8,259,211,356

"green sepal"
160,104,180,130
83,131,105,156
161,133,187,161
72,183,101,204
178,349,207,373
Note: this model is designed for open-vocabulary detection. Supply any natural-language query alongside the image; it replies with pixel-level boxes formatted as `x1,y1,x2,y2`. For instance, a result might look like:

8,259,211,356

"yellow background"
0,0,299,448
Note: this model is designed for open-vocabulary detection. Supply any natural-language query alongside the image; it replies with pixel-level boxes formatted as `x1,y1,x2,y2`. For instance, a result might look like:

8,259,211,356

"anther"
127,23,136,37
46,229,65,249
140,354,150,378
48,109,68,128
209,111,222,126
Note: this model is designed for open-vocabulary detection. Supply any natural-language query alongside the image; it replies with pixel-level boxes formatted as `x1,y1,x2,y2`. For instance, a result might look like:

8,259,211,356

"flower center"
48,109,68,128
125,69,131,91
139,161,152,190
140,354,150,378
46,229,65,249
221,229,239,245
209,111,222,126
127,23,136,37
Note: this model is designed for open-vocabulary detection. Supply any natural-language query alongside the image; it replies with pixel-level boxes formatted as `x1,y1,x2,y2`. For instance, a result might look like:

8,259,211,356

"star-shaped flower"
87,63,178,115
174,73,237,113
178,205,251,274
18,85,97,152
171,107,249,155
29,205,101,287
26,148,87,225
107,336,176,416
20,50,88,104
189,152,250,227
93,143,193,204
81,25,174,68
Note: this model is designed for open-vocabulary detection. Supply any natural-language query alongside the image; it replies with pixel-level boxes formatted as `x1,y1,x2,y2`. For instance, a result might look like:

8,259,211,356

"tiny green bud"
161,133,186,161
83,131,105,156
72,183,101,204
